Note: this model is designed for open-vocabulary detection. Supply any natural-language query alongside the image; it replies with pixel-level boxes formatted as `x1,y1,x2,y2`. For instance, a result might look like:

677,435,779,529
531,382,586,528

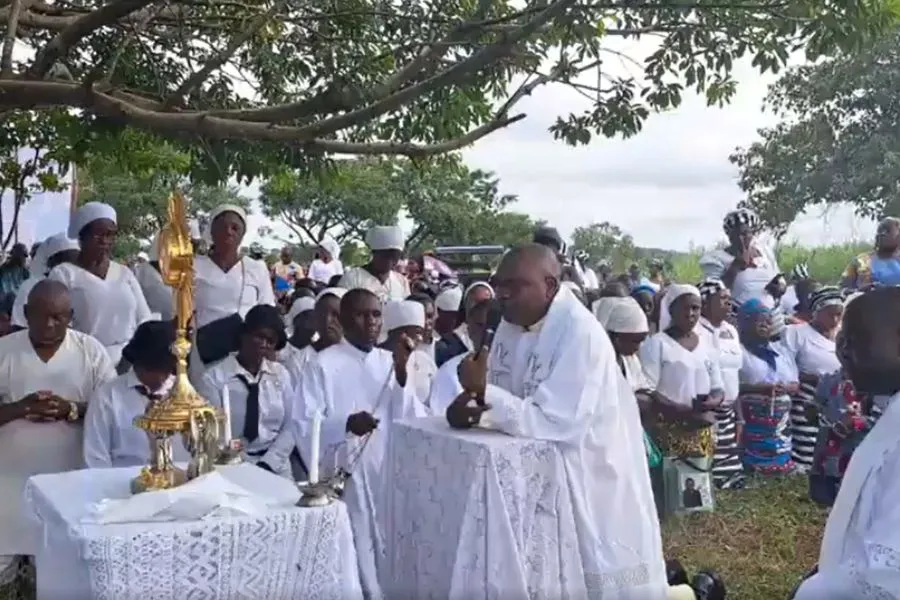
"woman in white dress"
699,209,780,309
780,286,843,471
640,285,724,475
307,237,343,285
48,202,152,371
191,204,275,381
697,279,744,488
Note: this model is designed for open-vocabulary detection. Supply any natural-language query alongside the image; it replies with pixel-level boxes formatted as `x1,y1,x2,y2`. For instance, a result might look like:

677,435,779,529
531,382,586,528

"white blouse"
781,323,840,376
193,255,276,329
48,261,152,365
739,344,799,385
698,317,742,406
308,258,344,284
338,267,410,304
639,331,724,409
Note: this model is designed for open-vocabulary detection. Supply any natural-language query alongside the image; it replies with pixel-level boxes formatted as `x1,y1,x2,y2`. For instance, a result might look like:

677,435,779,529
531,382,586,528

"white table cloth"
383,417,584,599
24,464,362,600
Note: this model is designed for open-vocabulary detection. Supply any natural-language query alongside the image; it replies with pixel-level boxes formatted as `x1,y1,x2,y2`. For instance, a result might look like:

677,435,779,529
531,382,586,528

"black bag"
196,313,243,364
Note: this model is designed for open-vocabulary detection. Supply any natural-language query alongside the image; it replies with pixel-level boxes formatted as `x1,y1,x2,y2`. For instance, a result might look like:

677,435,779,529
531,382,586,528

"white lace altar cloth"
383,417,584,599
23,465,362,600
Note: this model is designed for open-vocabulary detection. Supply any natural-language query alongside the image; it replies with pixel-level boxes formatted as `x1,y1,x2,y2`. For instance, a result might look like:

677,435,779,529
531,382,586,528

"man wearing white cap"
11,233,79,330
434,285,463,341
339,225,409,303
381,299,436,410
308,237,344,285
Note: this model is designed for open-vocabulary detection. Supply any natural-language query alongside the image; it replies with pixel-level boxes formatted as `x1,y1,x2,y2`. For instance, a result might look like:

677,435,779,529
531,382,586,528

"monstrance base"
131,465,187,494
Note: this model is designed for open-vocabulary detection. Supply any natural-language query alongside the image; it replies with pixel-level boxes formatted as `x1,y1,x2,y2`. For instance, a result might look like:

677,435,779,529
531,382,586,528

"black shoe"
666,559,689,586
692,569,726,600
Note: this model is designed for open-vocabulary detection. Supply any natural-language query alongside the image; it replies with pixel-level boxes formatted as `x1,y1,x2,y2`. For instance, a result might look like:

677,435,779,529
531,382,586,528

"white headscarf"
601,297,649,334
319,237,341,261
659,284,701,332
40,233,79,274
204,204,248,243
68,202,116,238
315,287,346,302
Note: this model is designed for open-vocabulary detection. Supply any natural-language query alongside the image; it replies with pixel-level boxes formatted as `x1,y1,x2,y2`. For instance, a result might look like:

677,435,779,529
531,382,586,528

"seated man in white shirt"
0,280,116,579
293,288,419,598
83,320,190,467
197,304,294,477
339,226,410,303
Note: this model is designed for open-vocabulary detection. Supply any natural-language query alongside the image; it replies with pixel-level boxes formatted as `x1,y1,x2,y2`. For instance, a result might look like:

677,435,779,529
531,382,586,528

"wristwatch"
66,401,79,422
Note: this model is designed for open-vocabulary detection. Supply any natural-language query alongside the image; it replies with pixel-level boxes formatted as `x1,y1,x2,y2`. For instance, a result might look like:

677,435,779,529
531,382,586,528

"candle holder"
216,438,244,466
297,480,334,507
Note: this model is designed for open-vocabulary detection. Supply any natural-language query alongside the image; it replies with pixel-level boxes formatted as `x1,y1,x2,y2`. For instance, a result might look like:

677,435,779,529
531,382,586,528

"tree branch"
1,0,26,77
29,0,163,77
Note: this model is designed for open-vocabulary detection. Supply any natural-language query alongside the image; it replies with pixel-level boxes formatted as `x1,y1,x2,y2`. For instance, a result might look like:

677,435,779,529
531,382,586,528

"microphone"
474,304,503,359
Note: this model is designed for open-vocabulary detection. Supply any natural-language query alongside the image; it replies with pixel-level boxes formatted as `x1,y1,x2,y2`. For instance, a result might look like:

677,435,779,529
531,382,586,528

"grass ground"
0,477,825,600
663,476,826,600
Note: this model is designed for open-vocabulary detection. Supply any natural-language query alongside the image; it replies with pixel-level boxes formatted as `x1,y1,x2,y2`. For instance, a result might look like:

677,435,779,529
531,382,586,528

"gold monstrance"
131,191,221,494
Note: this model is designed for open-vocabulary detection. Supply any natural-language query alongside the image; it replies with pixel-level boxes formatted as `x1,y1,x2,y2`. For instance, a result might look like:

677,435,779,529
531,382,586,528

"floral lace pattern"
383,418,584,599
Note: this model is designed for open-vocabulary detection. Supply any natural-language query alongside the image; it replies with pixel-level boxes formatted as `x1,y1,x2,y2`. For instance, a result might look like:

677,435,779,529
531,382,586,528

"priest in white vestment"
338,226,410,304
292,288,421,599
793,287,900,599
0,280,116,578
447,244,668,599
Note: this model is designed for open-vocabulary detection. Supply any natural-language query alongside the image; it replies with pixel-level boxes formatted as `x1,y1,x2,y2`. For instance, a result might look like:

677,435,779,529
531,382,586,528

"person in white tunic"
428,298,492,417
792,287,900,599
133,232,176,321
699,208,780,308
279,296,317,385
83,320,189,467
781,286,843,471
280,288,346,387
381,300,435,411
0,280,116,579
48,202,152,369
192,204,276,380
293,288,421,599
696,279,743,488
11,232,79,330
339,225,410,304
308,237,344,285
407,292,437,361
446,244,668,600
196,305,294,477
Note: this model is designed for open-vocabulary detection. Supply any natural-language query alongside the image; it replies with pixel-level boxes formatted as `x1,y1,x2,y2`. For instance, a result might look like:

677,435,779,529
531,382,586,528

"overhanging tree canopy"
2,0,895,180
731,28,900,234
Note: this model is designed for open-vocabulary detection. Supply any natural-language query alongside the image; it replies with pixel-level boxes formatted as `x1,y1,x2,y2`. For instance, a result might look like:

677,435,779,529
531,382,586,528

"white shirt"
739,345,799,385
308,258,344,285
480,288,666,599
196,354,294,477
278,343,317,389
698,317,742,405
339,267,410,303
11,274,43,328
48,261,152,365
0,329,116,556
781,323,840,376
795,393,900,599
83,373,189,468
409,346,437,408
428,353,464,416
134,262,175,321
639,331,725,408
194,255,276,328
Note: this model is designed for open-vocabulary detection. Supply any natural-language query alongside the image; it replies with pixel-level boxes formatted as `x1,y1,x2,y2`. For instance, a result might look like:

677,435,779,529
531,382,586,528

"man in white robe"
381,300,435,411
448,244,668,600
339,226,410,304
293,288,421,599
0,280,116,580
793,287,900,599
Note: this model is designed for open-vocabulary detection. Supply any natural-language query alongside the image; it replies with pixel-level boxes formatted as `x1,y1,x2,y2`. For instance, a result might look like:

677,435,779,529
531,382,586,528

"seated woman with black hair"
83,320,190,467
196,305,295,478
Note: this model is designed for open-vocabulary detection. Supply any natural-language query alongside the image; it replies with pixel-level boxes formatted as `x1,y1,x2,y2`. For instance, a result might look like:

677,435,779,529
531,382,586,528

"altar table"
24,464,362,600
383,417,585,599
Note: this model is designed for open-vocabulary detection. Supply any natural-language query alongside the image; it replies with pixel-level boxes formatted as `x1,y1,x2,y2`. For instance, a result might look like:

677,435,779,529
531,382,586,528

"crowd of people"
2,200,900,598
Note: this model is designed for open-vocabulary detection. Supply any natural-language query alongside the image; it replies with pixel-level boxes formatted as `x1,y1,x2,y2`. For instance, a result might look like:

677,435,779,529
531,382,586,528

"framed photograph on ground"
664,457,715,515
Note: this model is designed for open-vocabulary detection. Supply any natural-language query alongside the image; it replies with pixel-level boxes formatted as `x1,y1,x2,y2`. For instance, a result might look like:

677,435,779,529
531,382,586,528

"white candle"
309,412,321,485
221,385,233,441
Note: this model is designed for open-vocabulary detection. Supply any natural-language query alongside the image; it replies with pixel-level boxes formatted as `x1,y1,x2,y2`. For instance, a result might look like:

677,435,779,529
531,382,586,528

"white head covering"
319,237,341,260
286,296,316,322
436,286,463,312
68,201,116,238
137,251,149,262
204,204,247,243
659,284,701,331
383,300,425,332
315,287,346,302
366,225,404,251
602,297,649,334
592,297,619,325
42,233,78,261
463,281,494,302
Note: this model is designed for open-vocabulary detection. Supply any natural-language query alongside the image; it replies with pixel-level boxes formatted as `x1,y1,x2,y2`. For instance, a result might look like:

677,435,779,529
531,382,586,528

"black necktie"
235,375,260,443
135,386,163,403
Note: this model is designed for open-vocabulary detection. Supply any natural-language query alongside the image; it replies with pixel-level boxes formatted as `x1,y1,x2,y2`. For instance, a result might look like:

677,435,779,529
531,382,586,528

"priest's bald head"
842,287,900,396
493,243,561,328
